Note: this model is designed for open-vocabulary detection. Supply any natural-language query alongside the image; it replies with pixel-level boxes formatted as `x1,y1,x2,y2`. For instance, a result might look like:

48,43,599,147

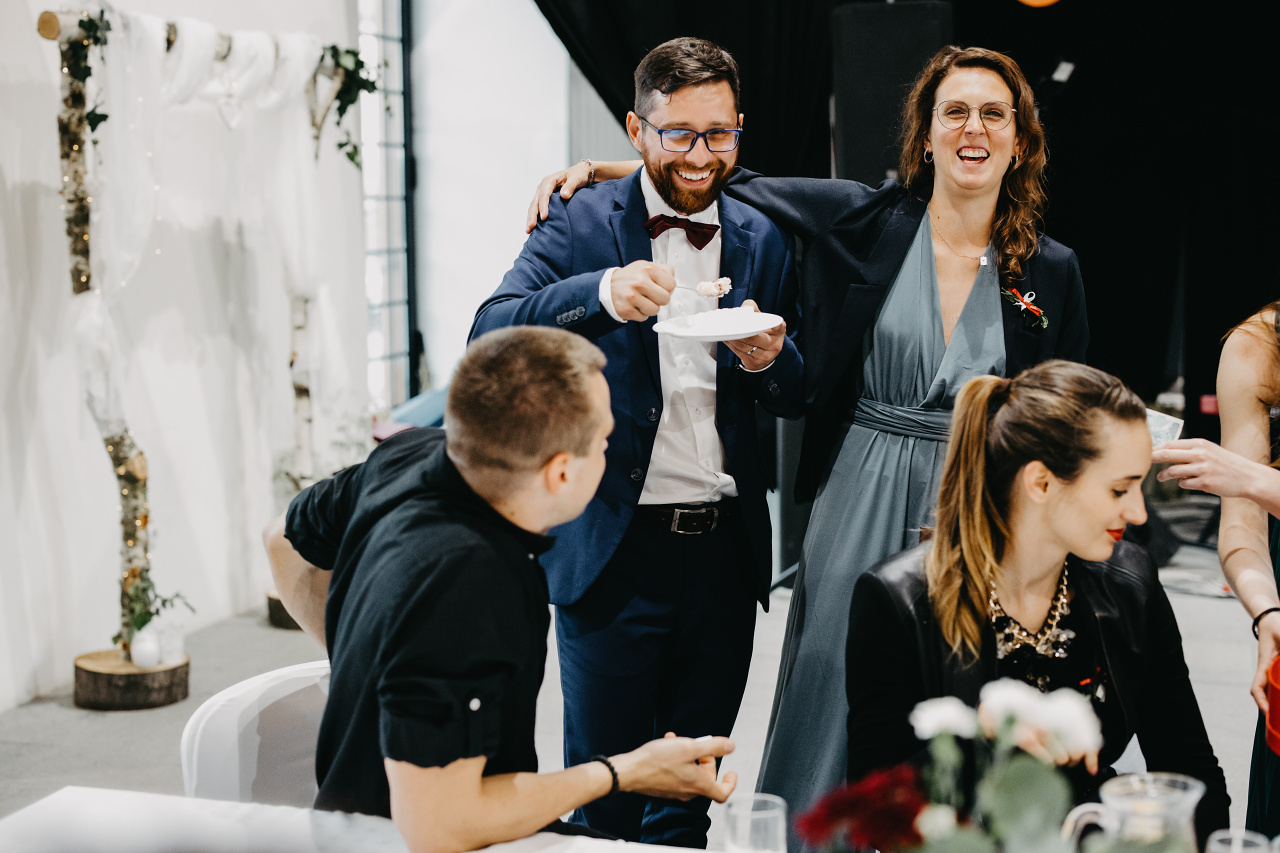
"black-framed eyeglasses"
638,116,742,153
933,100,1016,131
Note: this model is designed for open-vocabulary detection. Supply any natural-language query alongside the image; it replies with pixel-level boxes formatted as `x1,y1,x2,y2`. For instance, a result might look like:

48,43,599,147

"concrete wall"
410,0,569,386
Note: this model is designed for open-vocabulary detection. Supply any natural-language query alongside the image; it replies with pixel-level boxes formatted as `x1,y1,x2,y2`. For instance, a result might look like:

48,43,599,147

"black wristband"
1253,607,1280,639
590,754,619,796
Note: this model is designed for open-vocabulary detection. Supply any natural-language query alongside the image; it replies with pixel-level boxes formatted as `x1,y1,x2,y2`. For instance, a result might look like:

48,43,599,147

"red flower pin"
1001,287,1049,329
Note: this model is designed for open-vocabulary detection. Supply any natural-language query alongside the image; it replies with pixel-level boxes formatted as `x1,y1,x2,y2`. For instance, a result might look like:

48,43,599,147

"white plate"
652,307,784,342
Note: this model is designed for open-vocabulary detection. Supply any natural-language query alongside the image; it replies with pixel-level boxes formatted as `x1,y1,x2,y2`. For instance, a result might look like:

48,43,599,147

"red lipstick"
1107,529,1124,542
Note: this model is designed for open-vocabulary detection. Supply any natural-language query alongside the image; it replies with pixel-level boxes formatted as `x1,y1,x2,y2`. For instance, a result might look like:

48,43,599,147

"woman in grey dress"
530,46,1089,850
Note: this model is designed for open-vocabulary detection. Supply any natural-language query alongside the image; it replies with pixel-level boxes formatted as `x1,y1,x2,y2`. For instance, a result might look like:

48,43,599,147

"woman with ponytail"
846,360,1229,845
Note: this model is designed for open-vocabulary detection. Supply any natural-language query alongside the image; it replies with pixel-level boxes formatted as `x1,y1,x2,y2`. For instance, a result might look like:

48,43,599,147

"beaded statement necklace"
989,564,1075,661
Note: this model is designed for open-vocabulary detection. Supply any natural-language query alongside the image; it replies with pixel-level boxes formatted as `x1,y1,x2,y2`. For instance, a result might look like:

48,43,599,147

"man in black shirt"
264,327,737,853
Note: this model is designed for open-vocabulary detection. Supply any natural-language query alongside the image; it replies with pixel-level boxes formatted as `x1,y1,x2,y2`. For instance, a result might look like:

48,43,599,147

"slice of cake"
696,277,733,298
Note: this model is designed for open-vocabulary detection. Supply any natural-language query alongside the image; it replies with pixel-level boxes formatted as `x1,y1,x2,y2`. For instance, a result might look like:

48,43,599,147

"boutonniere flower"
1001,287,1049,330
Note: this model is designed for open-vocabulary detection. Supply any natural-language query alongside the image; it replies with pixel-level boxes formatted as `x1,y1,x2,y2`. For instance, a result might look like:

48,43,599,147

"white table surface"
0,786,643,853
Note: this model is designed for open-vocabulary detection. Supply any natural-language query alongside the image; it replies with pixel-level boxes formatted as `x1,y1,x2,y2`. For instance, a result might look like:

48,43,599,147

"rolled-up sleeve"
284,462,367,569
379,669,507,767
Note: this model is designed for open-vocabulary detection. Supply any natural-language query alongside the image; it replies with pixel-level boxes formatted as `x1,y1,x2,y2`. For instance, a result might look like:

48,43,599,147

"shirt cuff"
740,358,777,373
599,268,625,323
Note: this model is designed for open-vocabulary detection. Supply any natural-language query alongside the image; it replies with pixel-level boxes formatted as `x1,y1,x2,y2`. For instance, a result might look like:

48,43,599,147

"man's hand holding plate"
724,299,786,370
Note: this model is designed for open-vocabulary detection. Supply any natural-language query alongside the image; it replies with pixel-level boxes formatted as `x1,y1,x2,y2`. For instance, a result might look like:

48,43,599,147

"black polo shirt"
284,427,554,818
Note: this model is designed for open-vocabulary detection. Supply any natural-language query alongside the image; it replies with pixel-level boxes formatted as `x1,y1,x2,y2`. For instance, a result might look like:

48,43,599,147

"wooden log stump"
266,589,302,631
73,650,189,710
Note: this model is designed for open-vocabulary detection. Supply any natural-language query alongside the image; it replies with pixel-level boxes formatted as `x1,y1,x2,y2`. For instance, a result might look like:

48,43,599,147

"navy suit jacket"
470,169,802,608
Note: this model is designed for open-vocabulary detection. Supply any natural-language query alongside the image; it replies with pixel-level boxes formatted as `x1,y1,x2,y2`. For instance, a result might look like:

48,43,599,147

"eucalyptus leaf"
86,110,108,132
976,754,1071,845
131,610,153,632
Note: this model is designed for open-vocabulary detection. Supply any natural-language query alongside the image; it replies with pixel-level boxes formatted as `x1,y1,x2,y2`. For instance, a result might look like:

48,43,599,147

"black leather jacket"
846,541,1229,843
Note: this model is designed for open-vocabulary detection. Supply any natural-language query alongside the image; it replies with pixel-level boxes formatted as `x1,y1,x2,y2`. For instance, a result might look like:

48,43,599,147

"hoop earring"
1011,154,1019,168
923,149,933,163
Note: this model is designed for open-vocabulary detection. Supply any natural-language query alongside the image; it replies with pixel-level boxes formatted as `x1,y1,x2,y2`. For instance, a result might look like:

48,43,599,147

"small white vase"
158,619,185,666
130,626,161,668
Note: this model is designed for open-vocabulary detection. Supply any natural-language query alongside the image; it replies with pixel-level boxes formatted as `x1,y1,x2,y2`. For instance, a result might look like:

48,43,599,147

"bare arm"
387,734,736,853
263,512,330,647
1214,324,1279,711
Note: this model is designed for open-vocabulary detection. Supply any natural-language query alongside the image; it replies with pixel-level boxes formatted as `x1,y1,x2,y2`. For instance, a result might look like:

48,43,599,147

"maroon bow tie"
643,214,720,250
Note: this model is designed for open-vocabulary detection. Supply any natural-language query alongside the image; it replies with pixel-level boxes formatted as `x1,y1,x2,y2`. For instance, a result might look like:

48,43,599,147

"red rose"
795,765,926,852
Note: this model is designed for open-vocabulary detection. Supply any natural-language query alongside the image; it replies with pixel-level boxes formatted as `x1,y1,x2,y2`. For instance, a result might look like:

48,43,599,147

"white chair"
180,659,331,807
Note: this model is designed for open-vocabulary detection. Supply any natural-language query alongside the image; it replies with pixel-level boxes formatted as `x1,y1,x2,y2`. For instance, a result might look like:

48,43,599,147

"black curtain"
949,0,1274,439
536,0,1275,438
533,0,837,179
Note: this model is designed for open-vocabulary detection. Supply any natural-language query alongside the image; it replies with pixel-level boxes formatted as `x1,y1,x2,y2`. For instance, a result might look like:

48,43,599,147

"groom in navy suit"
470,37,802,847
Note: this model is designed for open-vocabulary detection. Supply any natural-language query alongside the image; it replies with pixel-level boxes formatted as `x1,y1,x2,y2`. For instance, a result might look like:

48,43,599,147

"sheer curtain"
0,0,363,713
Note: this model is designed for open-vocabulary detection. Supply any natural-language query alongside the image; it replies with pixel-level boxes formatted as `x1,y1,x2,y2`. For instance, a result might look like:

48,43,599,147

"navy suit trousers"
555,507,758,847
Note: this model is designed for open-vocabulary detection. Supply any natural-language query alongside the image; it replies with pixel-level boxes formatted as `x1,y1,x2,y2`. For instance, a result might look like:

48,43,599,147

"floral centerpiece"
797,679,1101,853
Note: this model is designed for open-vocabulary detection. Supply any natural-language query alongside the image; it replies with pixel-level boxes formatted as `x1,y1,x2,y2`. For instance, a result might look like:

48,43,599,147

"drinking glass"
1206,828,1269,852
724,793,787,853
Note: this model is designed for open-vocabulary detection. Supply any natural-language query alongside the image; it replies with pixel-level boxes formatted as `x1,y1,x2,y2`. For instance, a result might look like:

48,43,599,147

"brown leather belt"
632,501,735,534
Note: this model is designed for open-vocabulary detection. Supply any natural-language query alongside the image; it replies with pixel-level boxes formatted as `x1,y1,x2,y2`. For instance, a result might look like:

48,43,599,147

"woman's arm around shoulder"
722,168,901,242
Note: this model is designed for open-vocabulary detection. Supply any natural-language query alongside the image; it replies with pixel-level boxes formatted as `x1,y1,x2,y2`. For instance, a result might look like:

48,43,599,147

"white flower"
914,804,958,840
1040,688,1102,754
909,696,978,740
978,678,1045,729
978,679,1103,760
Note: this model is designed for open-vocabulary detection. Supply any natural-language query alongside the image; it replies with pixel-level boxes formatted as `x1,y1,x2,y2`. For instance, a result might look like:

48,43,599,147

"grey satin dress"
758,217,1007,850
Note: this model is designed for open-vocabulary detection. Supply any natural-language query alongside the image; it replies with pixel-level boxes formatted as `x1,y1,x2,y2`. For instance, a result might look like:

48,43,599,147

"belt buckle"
670,506,718,534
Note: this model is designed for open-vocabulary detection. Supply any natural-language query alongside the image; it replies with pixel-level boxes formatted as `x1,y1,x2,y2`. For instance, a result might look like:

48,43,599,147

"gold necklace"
930,208,989,266
989,563,1075,660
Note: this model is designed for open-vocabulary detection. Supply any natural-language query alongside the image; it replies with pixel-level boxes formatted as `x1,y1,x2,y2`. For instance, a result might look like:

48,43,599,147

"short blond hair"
446,327,607,479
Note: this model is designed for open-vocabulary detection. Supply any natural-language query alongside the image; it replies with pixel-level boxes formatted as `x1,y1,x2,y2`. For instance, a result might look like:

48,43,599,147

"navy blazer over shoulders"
722,168,1089,504
471,169,803,607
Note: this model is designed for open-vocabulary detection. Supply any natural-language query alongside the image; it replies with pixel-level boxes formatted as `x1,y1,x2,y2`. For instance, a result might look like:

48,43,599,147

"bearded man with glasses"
471,36,803,848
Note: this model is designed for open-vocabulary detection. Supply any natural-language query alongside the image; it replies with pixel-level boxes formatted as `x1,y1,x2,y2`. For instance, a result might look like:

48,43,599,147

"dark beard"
645,158,732,215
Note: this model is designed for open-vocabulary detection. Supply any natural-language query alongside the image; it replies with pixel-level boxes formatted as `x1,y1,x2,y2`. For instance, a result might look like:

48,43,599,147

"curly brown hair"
899,46,1048,288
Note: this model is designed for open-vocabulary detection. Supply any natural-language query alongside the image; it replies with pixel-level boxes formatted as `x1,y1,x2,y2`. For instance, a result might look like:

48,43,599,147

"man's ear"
541,451,573,496
1018,460,1055,505
626,112,643,152
738,112,745,129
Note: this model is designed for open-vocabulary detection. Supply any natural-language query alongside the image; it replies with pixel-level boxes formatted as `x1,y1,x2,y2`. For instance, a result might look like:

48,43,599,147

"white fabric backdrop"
0,0,365,713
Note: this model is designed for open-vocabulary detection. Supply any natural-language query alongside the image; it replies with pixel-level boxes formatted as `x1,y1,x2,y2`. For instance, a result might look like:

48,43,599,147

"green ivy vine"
327,45,380,169
63,11,111,137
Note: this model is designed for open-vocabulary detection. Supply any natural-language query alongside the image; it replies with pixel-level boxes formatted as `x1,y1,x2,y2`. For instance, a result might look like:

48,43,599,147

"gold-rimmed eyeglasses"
933,100,1016,131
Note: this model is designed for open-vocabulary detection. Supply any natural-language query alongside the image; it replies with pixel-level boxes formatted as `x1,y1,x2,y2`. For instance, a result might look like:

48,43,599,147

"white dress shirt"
598,169,737,505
